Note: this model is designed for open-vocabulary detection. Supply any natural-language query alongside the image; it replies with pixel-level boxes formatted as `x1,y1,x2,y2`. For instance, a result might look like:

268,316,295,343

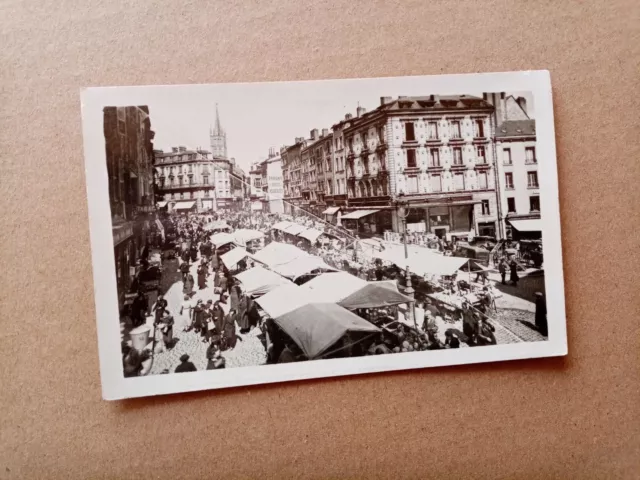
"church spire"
213,103,224,136
209,103,228,158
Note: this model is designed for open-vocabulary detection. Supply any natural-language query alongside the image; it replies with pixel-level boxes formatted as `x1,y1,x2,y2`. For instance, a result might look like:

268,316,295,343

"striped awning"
173,201,196,210
340,209,379,220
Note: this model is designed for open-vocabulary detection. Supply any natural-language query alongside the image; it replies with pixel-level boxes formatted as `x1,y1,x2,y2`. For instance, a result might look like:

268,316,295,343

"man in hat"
534,292,548,336
174,354,197,373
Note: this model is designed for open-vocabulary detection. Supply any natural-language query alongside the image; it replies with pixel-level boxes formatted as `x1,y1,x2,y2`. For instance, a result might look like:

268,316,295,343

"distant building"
490,94,540,239
209,104,227,159
103,105,155,306
154,147,217,212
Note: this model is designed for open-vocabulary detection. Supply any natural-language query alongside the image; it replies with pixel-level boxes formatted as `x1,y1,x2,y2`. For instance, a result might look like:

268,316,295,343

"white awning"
221,247,259,269
283,223,307,235
157,201,168,208
251,241,309,267
234,229,265,245
210,232,238,248
173,201,196,210
508,218,542,232
272,221,294,232
340,209,380,220
301,272,367,302
298,228,324,243
254,284,317,318
271,256,339,280
235,266,293,297
322,207,340,215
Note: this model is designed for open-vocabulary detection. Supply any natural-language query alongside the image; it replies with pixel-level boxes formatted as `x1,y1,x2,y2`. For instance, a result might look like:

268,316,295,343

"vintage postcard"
81,70,567,400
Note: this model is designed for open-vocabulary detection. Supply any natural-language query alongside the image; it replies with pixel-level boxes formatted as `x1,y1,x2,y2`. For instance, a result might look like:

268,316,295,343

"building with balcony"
154,147,218,212
281,138,306,215
103,105,155,306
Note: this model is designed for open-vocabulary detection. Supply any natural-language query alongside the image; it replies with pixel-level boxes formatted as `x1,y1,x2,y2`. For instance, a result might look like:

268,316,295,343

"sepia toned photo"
81,71,567,399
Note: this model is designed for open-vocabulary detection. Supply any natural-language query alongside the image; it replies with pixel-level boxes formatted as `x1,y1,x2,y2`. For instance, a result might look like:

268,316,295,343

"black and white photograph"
81,71,567,399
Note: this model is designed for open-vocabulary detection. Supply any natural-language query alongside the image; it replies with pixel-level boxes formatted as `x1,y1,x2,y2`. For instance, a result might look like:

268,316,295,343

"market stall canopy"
205,220,231,231
298,228,324,243
508,218,542,232
234,228,265,245
235,266,293,297
338,282,414,310
274,303,381,360
376,247,469,276
254,284,317,318
221,247,257,270
173,201,196,210
156,201,168,208
282,223,307,235
210,232,238,248
322,207,340,215
271,221,294,232
340,209,380,220
271,255,339,280
302,271,367,302
251,241,309,267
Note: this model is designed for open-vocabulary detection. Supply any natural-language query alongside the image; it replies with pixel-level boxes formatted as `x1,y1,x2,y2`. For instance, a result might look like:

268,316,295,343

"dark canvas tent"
274,303,380,360
337,281,414,310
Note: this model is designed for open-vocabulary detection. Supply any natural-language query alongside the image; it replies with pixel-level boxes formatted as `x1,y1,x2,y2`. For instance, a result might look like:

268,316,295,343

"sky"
141,78,534,172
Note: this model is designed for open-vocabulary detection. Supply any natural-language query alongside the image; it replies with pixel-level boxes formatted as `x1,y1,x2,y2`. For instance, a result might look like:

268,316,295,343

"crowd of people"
121,206,547,376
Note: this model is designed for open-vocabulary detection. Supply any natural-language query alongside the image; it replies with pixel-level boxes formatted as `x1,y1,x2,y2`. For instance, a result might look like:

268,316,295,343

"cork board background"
1,0,639,478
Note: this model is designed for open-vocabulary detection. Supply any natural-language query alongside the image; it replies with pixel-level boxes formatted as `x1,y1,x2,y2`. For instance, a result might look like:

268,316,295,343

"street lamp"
394,192,415,327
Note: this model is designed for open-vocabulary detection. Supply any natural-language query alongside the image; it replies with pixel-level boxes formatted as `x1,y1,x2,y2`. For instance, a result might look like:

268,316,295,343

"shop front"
340,209,392,237
112,221,135,308
507,217,542,240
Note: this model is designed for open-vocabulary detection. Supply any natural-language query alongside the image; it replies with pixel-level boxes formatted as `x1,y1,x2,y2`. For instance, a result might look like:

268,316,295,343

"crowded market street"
120,208,547,377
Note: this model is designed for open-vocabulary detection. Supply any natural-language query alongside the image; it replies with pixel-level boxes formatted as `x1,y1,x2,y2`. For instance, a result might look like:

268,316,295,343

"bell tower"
209,103,227,158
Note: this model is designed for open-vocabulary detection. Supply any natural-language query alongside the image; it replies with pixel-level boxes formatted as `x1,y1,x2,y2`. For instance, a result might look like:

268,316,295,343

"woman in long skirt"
183,273,195,297
223,312,238,350
197,265,206,290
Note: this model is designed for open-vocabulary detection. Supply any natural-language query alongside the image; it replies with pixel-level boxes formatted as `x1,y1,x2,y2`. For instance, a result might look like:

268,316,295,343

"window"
407,176,419,194
429,148,440,167
205,190,209,197
503,148,512,165
203,175,209,185
180,192,184,199
405,122,416,141
526,147,537,164
507,197,516,213
430,174,442,192
407,149,417,168
428,121,439,139
477,146,486,163
474,119,485,138
188,175,193,185
451,120,461,139
505,172,514,189
530,196,540,212
481,200,490,215
454,173,465,190
527,171,539,188
478,172,488,189
453,147,463,165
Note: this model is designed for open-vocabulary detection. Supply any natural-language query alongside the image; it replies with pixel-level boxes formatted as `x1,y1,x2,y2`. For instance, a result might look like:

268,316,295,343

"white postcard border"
81,70,567,400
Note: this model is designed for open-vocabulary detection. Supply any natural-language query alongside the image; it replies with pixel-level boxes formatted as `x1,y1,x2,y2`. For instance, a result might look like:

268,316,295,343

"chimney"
380,96,392,106
171,147,179,153
178,146,186,152
429,95,435,101
321,128,329,137
482,93,488,101
310,129,319,140
295,137,304,143
345,113,353,120
356,106,366,117
516,96,527,115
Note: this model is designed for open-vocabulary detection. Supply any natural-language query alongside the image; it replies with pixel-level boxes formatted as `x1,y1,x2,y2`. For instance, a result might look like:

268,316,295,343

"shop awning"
340,209,379,220
271,256,339,280
251,241,309,267
298,228,324,243
338,282,414,310
274,303,380,359
271,221,294,232
173,201,196,210
254,284,317,319
283,223,307,235
210,232,238,248
508,218,542,232
157,201,168,208
234,229,265,245
322,207,340,215
205,221,231,232
221,247,256,269
302,272,367,302
235,266,293,297
376,247,470,277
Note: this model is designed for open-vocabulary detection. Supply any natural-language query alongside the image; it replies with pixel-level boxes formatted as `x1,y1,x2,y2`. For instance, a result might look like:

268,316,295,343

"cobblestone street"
148,256,267,375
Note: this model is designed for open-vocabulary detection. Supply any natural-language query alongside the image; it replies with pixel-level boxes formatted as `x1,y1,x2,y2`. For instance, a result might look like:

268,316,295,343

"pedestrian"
180,259,190,282
534,292,548,336
192,299,205,334
461,301,478,346
498,259,507,285
183,273,195,297
190,243,198,263
475,318,497,346
197,264,206,290
444,330,460,349
153,294,169,324
212,300,226,338
155,313,174,349
218,270,229,294
174,354,197,373
179,294,194,331
130,290,148,327
510,260,519,286
206,343,225,370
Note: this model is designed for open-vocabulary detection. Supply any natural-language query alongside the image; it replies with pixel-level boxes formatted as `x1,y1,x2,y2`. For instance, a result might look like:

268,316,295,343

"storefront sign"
113,224,134,246
134,205,156,214
266,159,284,214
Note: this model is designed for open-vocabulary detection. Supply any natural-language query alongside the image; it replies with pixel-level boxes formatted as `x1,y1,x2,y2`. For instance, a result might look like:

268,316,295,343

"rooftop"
496,119,536,137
